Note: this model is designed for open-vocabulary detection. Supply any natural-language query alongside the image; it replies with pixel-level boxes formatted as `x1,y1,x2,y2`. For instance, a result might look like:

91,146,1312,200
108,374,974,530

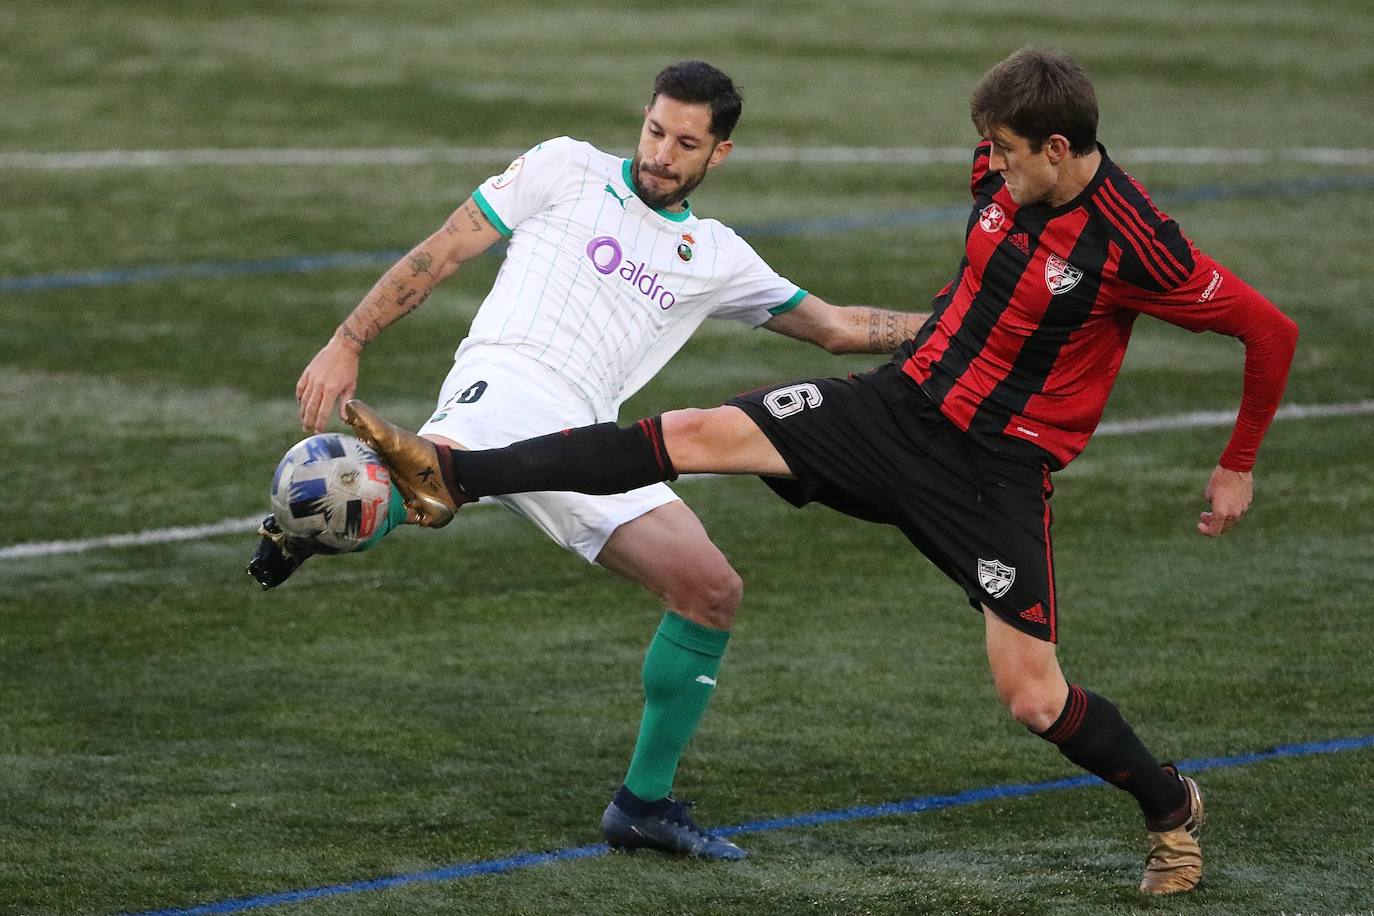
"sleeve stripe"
768,288,808,316
1094,188,1185,289
1100,181,1191,280
1102,180,1191,277
471,187,513,237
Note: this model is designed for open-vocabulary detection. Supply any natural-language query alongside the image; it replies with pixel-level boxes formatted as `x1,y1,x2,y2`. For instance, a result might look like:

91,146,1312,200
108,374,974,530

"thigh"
595,500,740,625
902,458,1059,643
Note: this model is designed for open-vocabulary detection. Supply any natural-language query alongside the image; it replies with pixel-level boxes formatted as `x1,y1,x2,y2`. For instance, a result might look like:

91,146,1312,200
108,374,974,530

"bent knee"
999,686,1065,733
667,563,743,631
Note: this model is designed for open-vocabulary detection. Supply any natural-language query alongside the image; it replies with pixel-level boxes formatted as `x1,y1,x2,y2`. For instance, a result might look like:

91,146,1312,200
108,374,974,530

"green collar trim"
622,159,692,222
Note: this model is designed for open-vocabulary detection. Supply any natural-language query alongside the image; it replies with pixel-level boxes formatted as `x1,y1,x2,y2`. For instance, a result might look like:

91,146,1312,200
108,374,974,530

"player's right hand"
296,336,362,433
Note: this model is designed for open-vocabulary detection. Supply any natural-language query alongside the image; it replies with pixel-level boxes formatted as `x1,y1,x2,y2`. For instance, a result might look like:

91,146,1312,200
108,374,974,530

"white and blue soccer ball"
269,434,393,554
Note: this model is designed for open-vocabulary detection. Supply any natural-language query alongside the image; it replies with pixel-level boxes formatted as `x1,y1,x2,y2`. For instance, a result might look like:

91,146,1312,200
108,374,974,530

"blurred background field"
2,2,1372,914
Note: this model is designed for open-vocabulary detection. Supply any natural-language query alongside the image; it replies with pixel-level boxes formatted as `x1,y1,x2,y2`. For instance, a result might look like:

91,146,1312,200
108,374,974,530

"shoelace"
662,799,707,834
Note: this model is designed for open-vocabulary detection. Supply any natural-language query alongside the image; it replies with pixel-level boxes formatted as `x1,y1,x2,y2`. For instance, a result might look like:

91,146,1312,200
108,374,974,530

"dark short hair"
651,60,743,141
970,48,1098,155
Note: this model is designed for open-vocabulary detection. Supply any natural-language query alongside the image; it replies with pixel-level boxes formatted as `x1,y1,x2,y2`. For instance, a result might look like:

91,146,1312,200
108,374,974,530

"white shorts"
417,350,679,562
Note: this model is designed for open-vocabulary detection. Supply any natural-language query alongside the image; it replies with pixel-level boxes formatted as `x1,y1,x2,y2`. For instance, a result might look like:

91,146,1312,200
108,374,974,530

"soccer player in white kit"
293,61,925,858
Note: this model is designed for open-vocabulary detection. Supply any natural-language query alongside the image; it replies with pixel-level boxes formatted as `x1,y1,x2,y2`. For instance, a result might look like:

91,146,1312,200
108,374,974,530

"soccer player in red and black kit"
344,48,1298,893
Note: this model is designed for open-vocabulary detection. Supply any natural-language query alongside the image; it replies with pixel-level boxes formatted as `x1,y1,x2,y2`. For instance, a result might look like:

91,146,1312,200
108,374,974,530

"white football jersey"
458,136,806,420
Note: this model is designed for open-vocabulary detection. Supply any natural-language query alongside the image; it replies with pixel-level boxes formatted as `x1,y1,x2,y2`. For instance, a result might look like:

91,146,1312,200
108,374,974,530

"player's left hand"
1197,465,1253,537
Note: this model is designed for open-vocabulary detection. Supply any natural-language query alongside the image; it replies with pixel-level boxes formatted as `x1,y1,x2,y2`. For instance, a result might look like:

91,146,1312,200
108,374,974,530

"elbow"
1283,313,1299,351
819,332,849,355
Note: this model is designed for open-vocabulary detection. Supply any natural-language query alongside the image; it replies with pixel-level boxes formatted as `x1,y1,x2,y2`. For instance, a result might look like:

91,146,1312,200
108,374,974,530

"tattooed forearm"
394,287,431,314
862,308,924,353
408,251,434,276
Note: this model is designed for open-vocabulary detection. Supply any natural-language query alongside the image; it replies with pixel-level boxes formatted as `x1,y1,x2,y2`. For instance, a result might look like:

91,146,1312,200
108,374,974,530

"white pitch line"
1096,398,1374,436
2,400,1371,562
2,146,1373,170
0,515,266,561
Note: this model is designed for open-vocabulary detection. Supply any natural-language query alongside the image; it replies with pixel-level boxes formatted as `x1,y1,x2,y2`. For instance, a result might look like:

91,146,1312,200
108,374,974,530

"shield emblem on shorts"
978,557,1016,599
1045,254,1083,295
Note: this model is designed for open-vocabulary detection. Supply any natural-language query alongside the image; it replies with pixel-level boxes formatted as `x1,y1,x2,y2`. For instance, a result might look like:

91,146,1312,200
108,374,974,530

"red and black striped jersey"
899,143,1297,471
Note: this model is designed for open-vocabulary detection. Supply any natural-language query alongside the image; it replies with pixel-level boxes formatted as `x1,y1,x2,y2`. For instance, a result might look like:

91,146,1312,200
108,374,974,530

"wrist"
332,325,367,354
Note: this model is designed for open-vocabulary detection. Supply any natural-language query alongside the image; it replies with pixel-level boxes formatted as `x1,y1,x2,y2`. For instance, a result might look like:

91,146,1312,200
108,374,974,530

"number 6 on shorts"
763,382,823,419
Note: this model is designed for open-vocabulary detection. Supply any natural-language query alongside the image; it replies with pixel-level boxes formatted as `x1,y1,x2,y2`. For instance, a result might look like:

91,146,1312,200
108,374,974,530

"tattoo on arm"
338,323,368,348
864,308,920,353
408,251,434,276
444,200,489,235
394,287,431,314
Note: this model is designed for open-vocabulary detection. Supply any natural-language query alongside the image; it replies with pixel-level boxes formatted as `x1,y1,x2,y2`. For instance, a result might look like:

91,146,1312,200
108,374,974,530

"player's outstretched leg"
343,399,471,527
1140,765,1205,894
346,399,681,512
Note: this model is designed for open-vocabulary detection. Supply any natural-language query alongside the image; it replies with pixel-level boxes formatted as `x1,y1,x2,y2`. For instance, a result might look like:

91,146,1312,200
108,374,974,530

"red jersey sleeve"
1117,253,1299,472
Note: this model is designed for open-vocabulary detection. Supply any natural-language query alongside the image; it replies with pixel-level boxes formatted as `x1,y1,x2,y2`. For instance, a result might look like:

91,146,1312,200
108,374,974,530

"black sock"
1037,684,1188,829
613,784,671,816
448,416,677,498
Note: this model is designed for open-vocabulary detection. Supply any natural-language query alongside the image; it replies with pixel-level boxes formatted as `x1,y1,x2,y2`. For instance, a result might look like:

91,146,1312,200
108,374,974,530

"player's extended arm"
761,294,928,355
1193,270,1299,538
296,197,503,433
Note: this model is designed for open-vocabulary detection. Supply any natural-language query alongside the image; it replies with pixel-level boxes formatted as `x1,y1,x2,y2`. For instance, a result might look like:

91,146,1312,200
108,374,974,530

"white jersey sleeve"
708,228,807,327
471,137,576,236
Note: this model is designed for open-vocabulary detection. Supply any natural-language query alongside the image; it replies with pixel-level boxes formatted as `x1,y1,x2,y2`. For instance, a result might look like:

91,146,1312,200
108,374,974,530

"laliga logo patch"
979,203,1006,233
491,155,525,190
1044,253,1083,295
978,557,1016,599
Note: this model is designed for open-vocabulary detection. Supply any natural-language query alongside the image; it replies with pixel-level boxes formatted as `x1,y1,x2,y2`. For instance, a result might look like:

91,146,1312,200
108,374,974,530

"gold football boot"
1139,766,1205,894
343,399,468,528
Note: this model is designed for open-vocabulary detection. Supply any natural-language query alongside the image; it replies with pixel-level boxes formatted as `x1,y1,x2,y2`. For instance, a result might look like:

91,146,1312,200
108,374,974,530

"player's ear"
1045,134,1071,164
707,138,734,169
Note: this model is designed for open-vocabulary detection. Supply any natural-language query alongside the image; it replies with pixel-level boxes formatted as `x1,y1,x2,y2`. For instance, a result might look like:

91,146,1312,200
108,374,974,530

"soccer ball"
269,434,394,554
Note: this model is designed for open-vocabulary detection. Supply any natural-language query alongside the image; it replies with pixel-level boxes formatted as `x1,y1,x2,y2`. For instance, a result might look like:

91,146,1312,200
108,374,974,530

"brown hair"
652,60,743,141
970,48,1098,155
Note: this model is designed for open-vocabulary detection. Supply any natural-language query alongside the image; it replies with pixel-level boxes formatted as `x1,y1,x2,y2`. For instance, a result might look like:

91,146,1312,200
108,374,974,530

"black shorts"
727,363,1059,642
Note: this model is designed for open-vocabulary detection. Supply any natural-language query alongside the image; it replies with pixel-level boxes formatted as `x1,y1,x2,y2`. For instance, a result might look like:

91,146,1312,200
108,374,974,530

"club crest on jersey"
1044,253,1083,295
978,558,1016,599
979,203,1006,233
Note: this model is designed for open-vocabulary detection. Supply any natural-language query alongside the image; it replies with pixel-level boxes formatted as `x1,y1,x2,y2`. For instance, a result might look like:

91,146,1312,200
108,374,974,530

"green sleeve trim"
472,187,513,237
657,611,730,657
768,288,809,316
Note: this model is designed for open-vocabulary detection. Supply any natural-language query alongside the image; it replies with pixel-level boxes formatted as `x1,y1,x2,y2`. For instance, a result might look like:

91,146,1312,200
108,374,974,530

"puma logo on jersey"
695,675,717,686
604,183,632,209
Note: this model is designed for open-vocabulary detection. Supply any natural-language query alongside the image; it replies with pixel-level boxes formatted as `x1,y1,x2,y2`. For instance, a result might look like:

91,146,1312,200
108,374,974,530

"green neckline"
622,159,692,222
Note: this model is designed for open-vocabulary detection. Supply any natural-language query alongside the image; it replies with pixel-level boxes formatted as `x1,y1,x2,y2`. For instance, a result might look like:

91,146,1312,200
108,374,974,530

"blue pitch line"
123,732,1374,916
7,175,1374,296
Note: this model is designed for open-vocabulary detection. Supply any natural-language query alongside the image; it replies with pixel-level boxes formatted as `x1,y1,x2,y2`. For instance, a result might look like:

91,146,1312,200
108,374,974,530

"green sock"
356,485,409,552
623,612,731,802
